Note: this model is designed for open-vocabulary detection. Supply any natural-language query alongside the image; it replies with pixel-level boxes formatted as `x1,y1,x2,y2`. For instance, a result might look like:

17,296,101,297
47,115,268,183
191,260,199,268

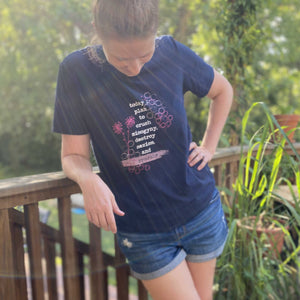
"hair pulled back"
93,0,159,41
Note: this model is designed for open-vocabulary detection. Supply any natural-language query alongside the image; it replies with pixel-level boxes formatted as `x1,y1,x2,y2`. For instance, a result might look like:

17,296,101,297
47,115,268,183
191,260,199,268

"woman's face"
102,35,155,77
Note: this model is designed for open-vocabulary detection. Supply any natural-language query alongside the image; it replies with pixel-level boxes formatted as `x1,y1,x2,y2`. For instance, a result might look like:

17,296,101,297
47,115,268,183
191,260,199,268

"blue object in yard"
72,208,86,215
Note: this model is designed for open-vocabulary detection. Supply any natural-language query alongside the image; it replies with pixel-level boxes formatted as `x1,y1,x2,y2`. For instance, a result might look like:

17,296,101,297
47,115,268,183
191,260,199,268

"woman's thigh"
142,260,200,300
187,258,216,300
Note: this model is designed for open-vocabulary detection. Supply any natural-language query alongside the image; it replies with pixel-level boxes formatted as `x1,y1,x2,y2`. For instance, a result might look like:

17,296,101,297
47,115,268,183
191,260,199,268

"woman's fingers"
112,197,125,216
196,155,209,171
105,209,118,233
88,208,115,232
85,197,122,233
189,141,198,151
82,176,124,233
188,149,204,165
188,143,213,170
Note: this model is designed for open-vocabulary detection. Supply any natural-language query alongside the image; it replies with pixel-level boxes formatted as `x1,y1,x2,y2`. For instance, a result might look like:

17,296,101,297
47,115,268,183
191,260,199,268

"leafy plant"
214,102,300,299
233,102,299,218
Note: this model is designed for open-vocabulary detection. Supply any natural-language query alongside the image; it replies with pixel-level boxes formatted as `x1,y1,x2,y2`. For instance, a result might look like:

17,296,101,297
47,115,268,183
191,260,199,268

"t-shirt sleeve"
52,60,89,135
169,37,214,98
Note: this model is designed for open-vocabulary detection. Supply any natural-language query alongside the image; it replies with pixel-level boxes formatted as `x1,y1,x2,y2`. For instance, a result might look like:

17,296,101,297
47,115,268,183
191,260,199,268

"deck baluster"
11,219,27,300
0,208,17,300
58,196,82,300
115,235,129,300
213,165,223,187
89,222,108,300
43,237,58,300
24,203,45,300
77,252,85,300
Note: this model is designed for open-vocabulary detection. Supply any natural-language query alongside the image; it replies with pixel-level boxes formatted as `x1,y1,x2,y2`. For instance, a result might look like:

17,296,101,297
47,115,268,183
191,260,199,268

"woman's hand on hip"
188,142,213,171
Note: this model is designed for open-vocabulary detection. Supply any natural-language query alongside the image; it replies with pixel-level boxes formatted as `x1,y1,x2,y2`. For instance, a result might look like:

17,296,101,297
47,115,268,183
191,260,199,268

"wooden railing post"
115,236,129,300
213,165,223,187
0,208,17,300
43,237,58,300
24,203,45,300
11,220,27,300
225,161,239,196
77,252,85,300
89,223,108,300
58,196,82,300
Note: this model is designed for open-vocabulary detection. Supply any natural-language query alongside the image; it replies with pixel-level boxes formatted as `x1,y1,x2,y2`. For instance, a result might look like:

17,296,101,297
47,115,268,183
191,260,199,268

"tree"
215,0,264,145
1,0,299,177
0,0,91,176
249,0,300,115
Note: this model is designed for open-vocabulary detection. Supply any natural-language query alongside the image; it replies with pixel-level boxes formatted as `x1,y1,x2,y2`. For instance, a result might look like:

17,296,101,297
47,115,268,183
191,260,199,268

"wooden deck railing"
1,144,299,300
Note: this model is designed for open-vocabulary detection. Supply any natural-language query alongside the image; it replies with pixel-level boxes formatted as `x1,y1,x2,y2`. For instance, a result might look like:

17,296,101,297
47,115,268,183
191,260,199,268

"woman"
53,0,233,299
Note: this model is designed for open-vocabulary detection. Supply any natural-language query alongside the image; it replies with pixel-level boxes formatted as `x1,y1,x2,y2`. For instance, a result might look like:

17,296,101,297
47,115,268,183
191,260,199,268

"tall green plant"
276,161,300,275
233,102,300,218
215,102,300,299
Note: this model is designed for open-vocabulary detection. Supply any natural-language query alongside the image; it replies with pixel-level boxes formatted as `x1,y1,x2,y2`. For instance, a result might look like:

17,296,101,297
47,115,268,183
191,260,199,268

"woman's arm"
188,69,233,170
61,134,124,233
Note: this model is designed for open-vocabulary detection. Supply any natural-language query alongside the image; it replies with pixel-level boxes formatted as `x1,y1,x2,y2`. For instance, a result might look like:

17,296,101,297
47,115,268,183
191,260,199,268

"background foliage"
0,0,299,177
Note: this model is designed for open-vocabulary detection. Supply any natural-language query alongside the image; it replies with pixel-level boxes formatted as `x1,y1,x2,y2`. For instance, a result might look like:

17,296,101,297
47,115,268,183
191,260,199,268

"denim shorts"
116,189,228,281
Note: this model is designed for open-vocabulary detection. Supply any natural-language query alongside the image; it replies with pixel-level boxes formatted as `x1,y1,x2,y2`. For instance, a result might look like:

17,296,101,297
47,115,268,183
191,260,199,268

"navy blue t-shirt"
53,36,216,233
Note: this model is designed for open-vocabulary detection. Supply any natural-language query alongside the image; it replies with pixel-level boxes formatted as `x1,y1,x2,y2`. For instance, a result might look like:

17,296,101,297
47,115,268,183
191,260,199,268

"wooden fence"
1,144,299,300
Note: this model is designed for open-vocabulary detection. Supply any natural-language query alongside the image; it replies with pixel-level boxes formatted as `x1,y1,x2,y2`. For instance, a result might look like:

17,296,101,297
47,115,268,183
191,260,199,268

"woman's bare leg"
142,260,200,300
187,258,217,300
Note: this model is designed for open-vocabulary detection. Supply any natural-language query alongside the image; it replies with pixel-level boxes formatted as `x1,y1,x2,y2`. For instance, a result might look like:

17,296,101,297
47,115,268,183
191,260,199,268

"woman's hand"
79,172,125,234
188,142,213,171
61,134,125,234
